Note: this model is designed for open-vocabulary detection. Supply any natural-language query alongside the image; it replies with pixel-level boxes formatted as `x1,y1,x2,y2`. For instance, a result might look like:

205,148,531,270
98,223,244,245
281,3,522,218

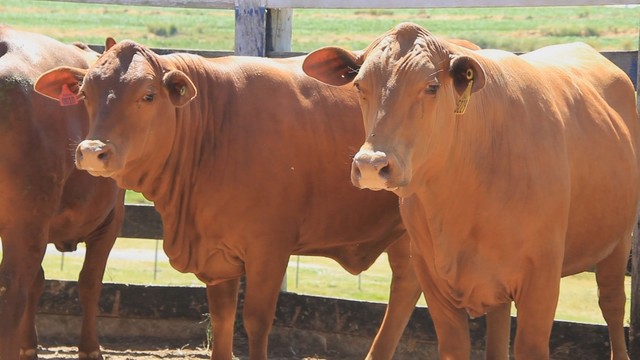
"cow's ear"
303,46,362,86
163,70,197,107
449,55,485,96
34,66,86,102
105,37,116,51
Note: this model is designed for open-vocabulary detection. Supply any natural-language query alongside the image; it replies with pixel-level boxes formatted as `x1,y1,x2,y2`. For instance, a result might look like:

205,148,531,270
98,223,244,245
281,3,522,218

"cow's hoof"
78,350,103,360
19,348,37,360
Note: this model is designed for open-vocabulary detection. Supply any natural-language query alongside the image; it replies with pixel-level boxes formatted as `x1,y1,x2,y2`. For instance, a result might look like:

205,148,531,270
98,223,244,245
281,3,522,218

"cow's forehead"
359,31,445,83
87,41,160,85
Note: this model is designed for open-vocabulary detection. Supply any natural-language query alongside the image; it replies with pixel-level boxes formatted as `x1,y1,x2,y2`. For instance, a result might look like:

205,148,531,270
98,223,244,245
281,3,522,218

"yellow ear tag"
453,68,474,115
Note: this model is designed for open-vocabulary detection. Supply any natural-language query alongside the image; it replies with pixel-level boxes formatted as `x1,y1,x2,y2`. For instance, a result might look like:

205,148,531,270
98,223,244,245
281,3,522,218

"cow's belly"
562,215,635,276
562,175,638,274
438,265,513,318
173,247,245,286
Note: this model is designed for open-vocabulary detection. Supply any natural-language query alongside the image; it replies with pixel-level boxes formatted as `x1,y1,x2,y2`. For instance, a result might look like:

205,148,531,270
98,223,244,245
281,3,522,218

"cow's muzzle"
351,150,396,191
75,140,116,176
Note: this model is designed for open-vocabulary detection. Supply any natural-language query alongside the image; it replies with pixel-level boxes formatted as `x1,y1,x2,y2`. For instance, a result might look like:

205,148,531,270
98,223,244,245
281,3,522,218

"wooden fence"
44,0,640,357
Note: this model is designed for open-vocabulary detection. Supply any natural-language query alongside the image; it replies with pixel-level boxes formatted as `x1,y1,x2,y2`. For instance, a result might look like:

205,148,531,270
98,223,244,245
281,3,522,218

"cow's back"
521,42,637,127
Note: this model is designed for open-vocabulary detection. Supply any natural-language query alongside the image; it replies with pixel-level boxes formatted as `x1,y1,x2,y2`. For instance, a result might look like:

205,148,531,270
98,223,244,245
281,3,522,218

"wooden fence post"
267,8,293,54
234,2,292,57
234,0,266,56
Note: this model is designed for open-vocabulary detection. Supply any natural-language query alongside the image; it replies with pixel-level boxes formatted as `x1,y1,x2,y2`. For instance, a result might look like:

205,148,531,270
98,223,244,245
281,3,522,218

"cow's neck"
122,54,231,273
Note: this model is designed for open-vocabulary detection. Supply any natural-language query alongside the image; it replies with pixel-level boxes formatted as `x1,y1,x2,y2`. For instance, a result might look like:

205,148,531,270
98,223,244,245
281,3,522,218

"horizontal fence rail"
50,0,640,8
268,0,640,8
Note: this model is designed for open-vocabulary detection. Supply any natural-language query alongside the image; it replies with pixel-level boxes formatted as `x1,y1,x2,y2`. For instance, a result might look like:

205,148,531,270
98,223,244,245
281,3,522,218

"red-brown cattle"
303,22,638,360
34,40,422,360
0,26,125,360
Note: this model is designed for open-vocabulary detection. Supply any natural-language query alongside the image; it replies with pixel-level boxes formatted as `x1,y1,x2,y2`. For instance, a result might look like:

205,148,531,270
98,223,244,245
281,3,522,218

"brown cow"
34,40,422,360
302,22,638,360
0,26,125,360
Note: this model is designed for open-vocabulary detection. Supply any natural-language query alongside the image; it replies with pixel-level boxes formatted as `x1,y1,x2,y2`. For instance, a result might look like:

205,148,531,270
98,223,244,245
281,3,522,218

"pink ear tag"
59,84,79,107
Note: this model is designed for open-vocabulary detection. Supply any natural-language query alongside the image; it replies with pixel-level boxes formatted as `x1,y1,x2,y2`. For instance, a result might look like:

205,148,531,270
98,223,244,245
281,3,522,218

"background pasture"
1,1,639,51
0,0,636,327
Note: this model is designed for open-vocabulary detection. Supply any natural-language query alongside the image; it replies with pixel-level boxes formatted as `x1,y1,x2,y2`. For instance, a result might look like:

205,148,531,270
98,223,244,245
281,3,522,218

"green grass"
125,190,152,204
0,0,235,50
292,7,640,52
0,1,639,52
42,239,202,286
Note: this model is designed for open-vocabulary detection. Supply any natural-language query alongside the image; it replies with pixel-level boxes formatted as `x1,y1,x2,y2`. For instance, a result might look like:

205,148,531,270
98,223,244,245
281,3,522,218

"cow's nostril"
97,152,109,161
353,165,362,179
379,164,391,178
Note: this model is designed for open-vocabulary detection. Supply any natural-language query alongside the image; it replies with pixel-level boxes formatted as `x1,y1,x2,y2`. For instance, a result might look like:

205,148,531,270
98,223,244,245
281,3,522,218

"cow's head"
303,23,486,196
34,39,197,184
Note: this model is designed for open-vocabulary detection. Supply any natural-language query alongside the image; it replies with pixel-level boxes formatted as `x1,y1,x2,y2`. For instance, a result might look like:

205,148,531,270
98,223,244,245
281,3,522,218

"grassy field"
0,1,638,52
0,0,636,326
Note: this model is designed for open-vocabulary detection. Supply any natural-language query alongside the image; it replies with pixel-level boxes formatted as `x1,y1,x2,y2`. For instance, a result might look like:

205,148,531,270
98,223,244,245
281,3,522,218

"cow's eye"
143,94,155,102
425,84,440,95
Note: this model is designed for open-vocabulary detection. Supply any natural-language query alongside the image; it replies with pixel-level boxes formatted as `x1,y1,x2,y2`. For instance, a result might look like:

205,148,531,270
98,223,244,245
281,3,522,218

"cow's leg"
366,235,421,360
243,254,290,360
0,226,47,360
412,254,470,360
76,216,120,360
595,235,631,360
207,279,240,360
484,302,511,360
18,266,45,360
512,272,560,360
